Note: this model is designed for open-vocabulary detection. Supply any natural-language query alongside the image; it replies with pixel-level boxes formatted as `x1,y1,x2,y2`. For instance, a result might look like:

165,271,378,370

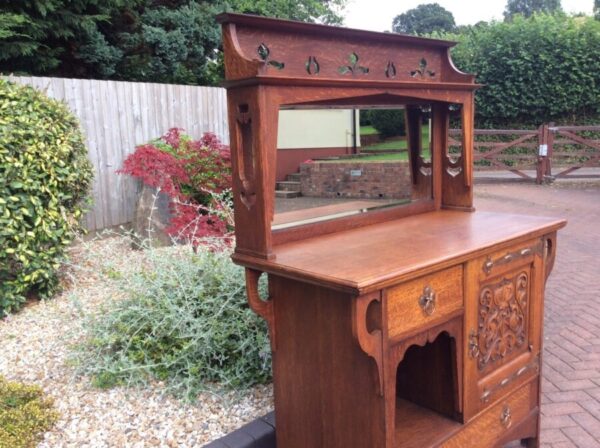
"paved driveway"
475,181,600,448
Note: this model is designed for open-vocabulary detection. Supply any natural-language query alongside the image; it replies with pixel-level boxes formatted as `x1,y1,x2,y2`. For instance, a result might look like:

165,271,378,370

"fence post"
546,122,555,180
536,124,548,184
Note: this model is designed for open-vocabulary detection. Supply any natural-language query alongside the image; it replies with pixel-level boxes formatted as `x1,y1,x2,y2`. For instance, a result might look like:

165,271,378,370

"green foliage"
367,109,407,139
392,3,455,35
0,80,93,316
73,242,271,399
595,0,600,19
504,0,562,20
0,376,59,448
0,0,125,75
446,14,600,127
0,0,346,85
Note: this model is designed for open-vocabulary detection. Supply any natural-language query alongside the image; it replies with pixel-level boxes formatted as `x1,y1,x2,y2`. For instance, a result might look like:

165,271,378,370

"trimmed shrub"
0,80,92,315
0,376,59,448
73,240,271,399
445,14,600,127
118,128,232,244
367,109,406,139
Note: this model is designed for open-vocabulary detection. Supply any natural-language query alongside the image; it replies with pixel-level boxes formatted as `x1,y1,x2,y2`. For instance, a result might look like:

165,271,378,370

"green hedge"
0,80,93,315
366,109,406,138
446,14,600,127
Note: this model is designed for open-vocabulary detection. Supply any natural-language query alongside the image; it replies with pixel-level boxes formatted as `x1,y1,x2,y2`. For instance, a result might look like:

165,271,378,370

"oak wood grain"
386,265,463,341
233,210,566,294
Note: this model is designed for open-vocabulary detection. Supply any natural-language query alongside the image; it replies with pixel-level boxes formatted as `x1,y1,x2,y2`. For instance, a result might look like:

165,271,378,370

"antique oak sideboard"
218,13,566,448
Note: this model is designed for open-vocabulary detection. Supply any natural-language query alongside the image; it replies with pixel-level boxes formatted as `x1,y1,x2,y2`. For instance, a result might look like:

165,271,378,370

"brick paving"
475,181,600,448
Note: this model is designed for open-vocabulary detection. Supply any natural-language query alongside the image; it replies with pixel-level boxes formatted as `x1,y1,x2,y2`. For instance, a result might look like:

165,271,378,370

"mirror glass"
272,104,434,230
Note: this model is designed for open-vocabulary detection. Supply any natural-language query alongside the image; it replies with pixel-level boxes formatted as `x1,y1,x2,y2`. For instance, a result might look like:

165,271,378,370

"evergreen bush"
367,109,407,138
0,376,59,448
0,80,92,315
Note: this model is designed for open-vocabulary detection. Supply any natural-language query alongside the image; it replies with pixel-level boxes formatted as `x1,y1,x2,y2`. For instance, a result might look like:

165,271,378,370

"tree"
595,0,600,20
503,0,562,20
0,0,347,85
392,3,455,35
0,0,125,76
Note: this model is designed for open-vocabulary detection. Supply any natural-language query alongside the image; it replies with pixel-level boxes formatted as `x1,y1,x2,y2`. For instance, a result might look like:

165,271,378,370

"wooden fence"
5,75,229,231
450,125,600,183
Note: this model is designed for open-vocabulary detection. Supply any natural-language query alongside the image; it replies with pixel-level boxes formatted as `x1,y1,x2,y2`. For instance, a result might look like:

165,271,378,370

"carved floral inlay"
410,58,435,79
476,271,529,370
338,52,369,76
257,43,285,70
305,56,320,75
385,60,397,78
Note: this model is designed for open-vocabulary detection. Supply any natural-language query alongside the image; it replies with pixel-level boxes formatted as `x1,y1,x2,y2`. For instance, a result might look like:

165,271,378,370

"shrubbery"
366,109,406,138
118,128,232,244
0,80,92,316
446,14,600,127
0,376,59,448
73,239,271,399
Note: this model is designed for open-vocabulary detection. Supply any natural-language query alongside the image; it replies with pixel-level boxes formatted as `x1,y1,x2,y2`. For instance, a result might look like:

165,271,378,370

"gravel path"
0,236,273,447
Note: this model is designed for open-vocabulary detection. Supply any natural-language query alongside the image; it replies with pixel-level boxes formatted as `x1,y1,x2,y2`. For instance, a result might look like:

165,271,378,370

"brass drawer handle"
483,245,539,275
500,405,512,428
418,285,436,316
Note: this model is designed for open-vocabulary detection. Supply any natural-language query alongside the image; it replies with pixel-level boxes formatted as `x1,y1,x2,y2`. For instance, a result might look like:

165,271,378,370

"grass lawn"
359,125,378,136
356,149,431,162
360,140,407,151
360,125,429,152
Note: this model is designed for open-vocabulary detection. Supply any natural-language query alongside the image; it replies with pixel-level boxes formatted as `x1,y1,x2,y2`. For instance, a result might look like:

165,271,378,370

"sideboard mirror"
272,106,434,230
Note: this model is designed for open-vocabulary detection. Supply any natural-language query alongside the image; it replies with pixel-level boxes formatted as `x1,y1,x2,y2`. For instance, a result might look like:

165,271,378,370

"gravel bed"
0,236,274,447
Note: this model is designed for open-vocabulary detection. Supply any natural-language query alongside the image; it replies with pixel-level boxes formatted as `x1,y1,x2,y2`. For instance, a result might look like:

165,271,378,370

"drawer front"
464,239,545,418
442,380,537,448
386,265,463,340
476,239,543,282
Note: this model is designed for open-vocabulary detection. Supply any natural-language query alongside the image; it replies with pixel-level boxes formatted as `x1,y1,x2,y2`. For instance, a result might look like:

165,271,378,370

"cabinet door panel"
464,239,544,418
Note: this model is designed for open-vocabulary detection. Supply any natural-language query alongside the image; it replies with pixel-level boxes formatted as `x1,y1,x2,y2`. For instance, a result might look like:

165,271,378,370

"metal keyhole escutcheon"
418,285,436,316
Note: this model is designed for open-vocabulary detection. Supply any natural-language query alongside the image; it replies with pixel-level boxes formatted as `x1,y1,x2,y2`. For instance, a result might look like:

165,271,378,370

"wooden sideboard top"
232,210,566,294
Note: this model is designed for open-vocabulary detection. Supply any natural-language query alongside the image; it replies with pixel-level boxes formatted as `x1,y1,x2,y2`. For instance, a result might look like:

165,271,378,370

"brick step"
275,180,301,191
275,190,301,198
286,173,301,182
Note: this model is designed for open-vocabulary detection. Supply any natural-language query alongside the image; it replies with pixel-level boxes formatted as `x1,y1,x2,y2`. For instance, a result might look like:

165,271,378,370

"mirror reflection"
272,105,434,230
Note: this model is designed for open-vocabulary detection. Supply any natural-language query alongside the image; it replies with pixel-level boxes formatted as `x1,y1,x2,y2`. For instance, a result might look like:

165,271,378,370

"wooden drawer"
476,239,542,282
442,380,538,447
386,265,463,340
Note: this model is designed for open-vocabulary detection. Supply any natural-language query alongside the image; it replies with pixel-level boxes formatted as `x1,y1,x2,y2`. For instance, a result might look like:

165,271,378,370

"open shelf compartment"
394,331,462,448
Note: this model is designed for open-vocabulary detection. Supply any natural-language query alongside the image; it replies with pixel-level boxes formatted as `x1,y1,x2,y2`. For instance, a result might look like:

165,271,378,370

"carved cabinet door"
463,239,545,419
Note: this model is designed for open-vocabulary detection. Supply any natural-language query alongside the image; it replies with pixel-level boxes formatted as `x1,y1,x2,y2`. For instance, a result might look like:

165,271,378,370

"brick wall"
299,161,412,199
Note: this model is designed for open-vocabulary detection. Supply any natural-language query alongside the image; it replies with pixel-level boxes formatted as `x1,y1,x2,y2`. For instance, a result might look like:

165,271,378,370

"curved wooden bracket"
352,292,384,396
544,233,557,282
245,268,276,351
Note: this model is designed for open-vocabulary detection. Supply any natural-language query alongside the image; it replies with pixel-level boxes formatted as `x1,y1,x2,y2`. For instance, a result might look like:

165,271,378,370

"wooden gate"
449,128,541,181
544,125,600,180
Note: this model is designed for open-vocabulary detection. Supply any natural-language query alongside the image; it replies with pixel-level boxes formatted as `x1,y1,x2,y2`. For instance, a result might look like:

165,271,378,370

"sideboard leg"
521,436,540,448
